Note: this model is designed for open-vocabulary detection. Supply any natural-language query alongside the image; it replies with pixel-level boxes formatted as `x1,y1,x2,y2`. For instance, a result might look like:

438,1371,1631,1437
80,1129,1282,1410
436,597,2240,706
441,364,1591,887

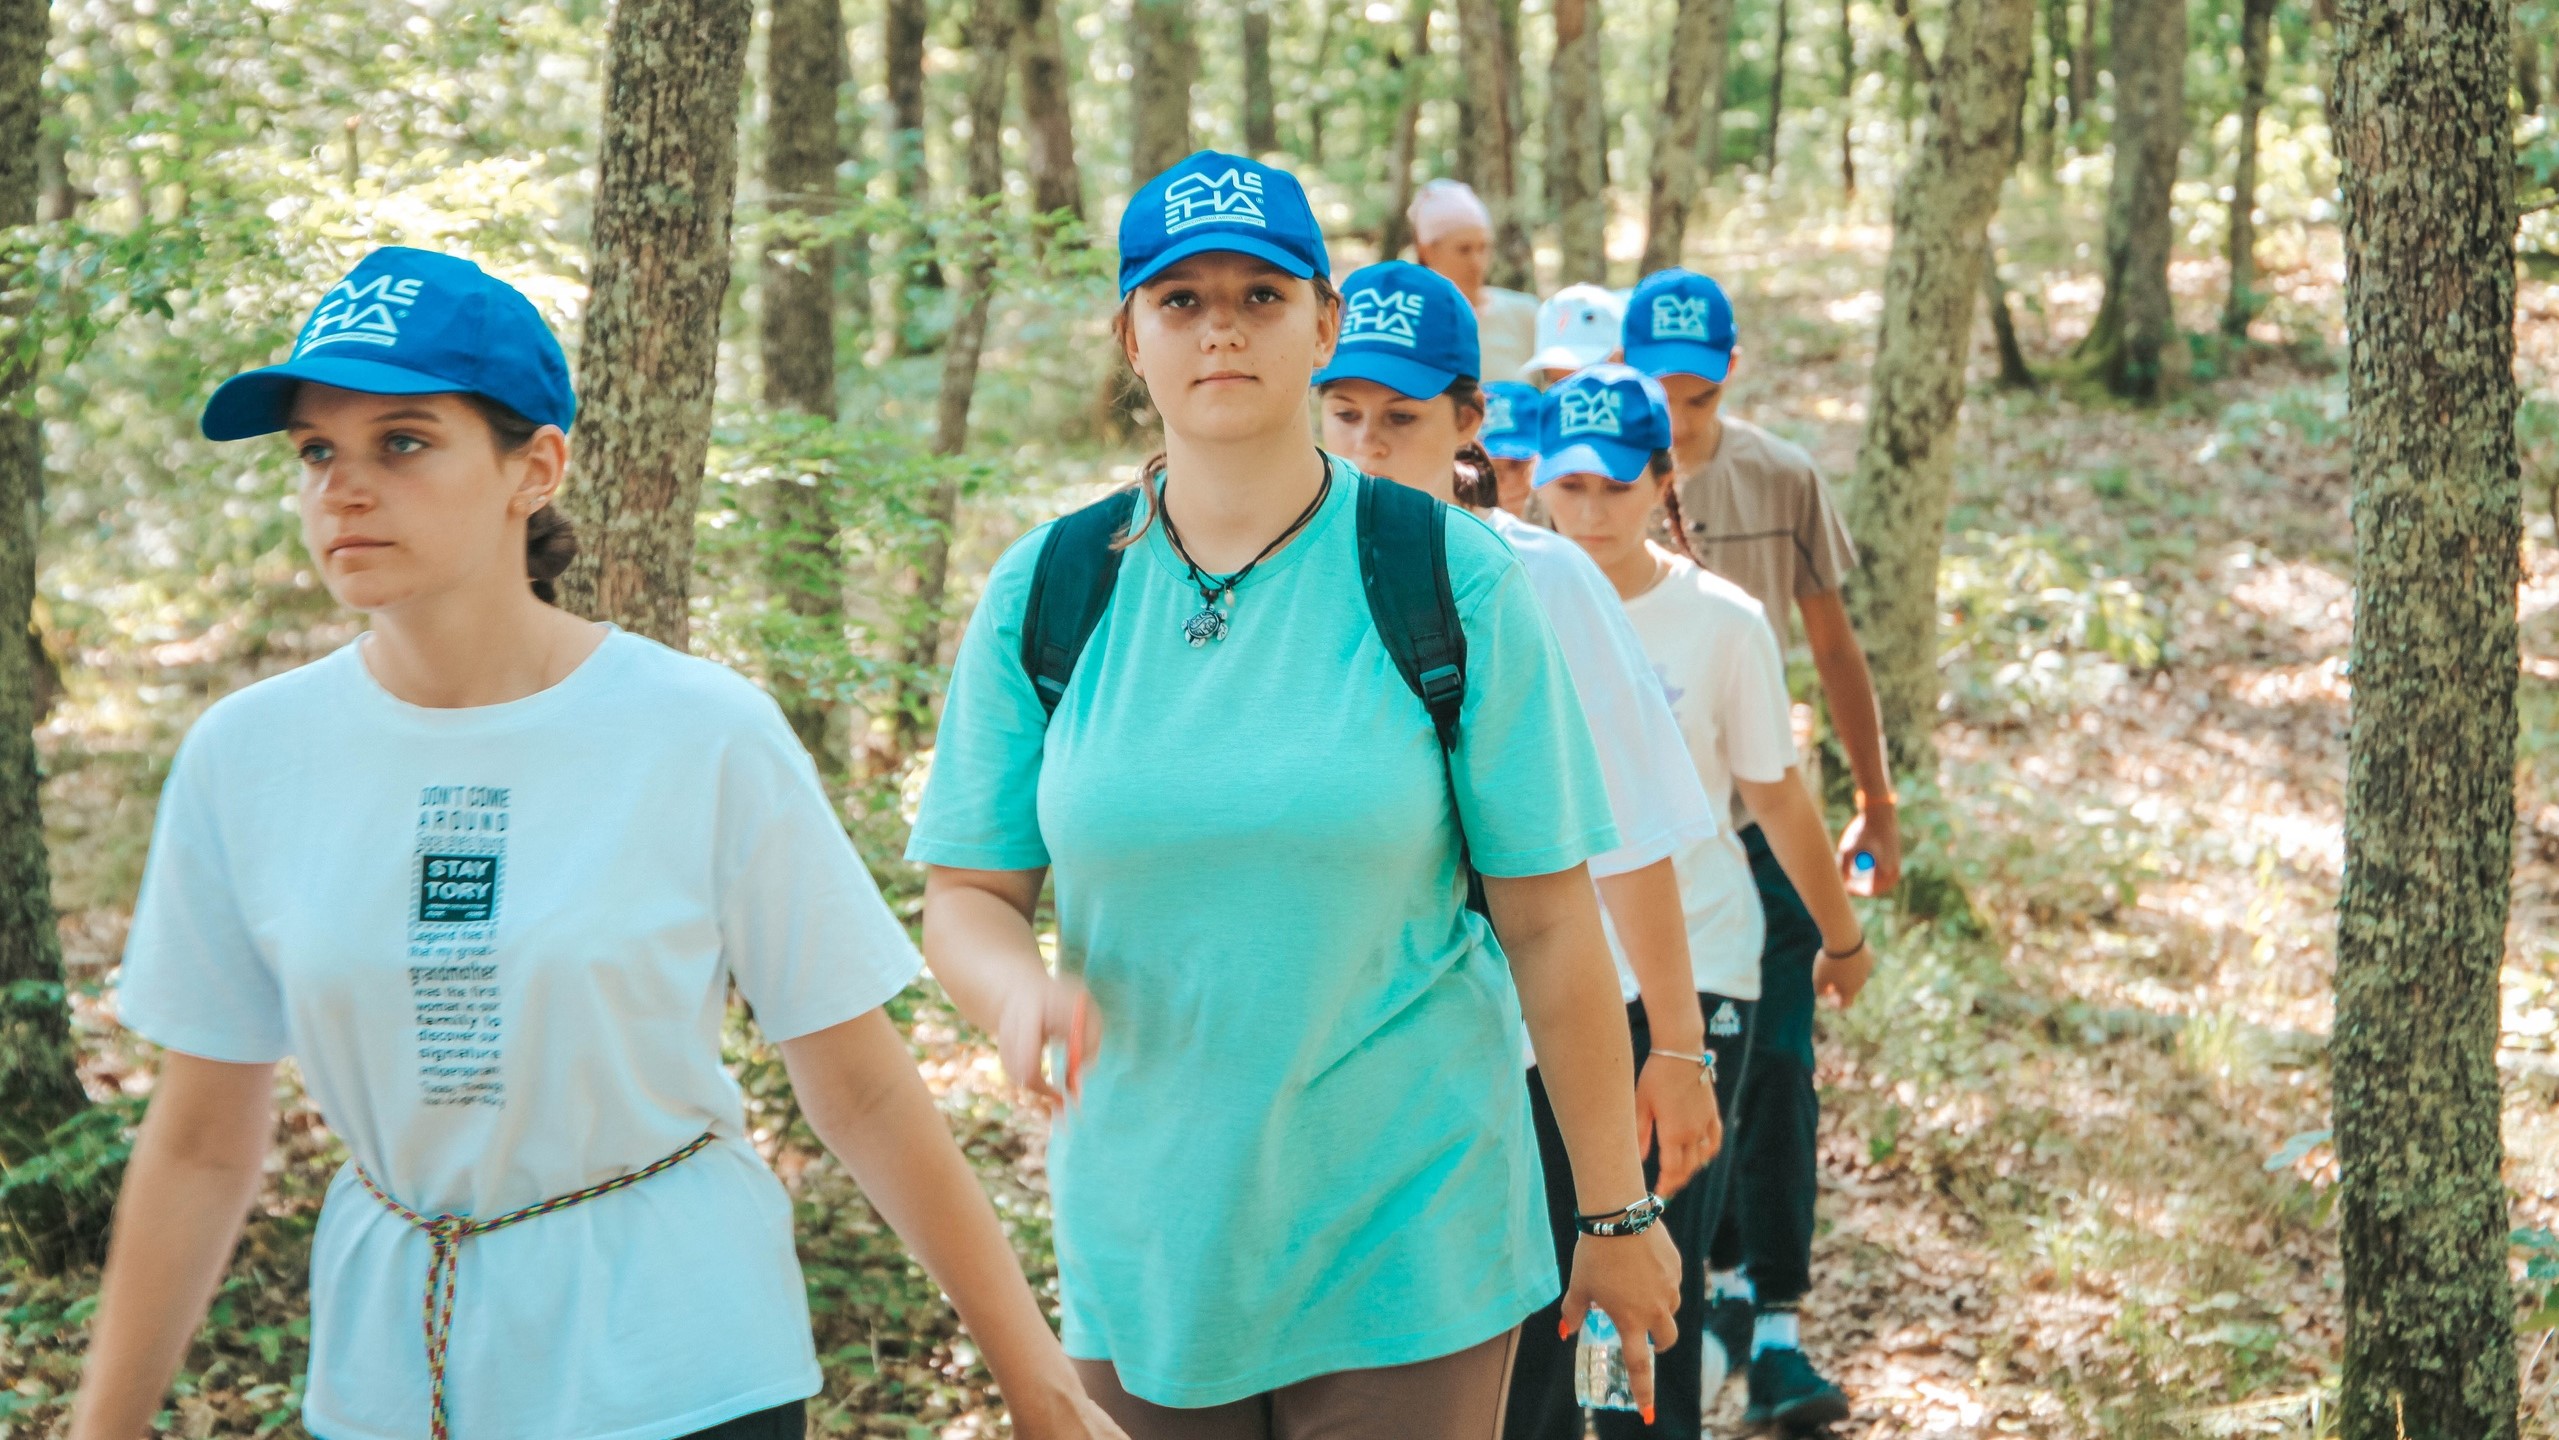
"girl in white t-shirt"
1531,363,1877,1438
1313,261,1726,1438
70,249,1122,1440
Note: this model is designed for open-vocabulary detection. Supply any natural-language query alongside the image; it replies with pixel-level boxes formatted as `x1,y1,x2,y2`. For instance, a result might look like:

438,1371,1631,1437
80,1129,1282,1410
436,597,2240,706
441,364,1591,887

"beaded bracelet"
1576,1193,1668,1237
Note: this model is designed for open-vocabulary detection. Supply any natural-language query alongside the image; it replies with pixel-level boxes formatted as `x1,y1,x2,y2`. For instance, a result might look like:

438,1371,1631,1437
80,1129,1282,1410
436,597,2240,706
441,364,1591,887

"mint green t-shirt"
906,458,1619,1407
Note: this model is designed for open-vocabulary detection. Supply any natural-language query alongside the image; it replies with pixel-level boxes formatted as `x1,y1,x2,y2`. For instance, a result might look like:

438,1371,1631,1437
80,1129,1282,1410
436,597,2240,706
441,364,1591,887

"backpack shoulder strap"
1020,487,1143,717
1356,473,1468,752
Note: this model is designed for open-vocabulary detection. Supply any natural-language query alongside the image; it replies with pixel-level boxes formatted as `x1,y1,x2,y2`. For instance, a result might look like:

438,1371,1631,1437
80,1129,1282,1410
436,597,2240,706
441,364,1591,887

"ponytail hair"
1653,452,1701,565
460,391,579,605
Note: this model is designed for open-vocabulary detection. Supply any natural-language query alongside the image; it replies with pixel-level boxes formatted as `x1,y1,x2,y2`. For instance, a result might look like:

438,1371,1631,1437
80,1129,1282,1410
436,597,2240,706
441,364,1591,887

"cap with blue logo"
201,247,576,443
1119,151,1330,296
1480,381,1545,460
1623,268,1737,383
1312,261,1478,399
1533,363,1674,487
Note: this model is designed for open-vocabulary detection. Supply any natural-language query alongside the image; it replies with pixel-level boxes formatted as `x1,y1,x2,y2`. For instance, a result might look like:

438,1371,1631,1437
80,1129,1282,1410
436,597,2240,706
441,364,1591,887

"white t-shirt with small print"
118,629,922,1440
1618,548,1801,999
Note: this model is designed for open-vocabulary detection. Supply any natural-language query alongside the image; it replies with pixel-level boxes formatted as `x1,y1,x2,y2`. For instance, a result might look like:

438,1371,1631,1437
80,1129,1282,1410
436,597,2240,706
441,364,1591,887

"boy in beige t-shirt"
1623,266,1898,1434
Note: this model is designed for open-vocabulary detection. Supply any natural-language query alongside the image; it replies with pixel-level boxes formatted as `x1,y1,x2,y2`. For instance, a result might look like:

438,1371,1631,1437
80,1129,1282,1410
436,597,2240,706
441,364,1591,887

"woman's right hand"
996,972,1102,1110
1012,1381,1132,1440
1559,1224,1683,1421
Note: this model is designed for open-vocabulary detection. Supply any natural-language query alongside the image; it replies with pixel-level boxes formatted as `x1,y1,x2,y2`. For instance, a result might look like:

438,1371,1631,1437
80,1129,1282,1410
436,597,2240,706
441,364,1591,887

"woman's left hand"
1560,1226,1683,1422
1010,1382,1131,1440
1632,1055,1721,1198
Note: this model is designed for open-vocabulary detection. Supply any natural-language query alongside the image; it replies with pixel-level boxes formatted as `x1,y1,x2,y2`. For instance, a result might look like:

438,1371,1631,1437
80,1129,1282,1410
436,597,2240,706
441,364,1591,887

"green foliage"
1937,531,2168,728
0,1091,137,1270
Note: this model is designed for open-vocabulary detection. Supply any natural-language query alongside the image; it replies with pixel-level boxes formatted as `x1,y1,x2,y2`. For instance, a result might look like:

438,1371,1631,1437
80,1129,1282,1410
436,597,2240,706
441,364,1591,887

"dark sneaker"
1699,1296,1755,1398
1742,1346,1851,1433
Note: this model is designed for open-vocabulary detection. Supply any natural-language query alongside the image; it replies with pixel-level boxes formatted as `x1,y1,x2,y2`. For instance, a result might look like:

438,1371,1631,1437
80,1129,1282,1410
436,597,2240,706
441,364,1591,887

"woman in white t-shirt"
1311,261,1728,1440
1531,363,1877,1436
69,248,1122,1440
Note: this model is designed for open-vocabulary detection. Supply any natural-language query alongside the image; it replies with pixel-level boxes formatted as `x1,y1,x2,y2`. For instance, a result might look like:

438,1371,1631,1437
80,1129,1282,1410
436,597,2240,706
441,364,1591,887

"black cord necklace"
1156,458,1333,647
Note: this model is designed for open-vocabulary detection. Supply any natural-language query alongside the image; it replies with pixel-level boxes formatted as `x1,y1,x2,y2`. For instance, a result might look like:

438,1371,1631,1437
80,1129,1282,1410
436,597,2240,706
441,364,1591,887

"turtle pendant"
1182,603,1230,647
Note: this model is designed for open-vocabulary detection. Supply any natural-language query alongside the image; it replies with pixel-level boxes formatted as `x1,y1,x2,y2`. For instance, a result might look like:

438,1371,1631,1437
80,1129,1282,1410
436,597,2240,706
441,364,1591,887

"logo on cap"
1341,289,1427,348
1558,387,1624,438
297,273,427,356
1486,394,1516,432
1650,294,1716,344
1164,168,1268,234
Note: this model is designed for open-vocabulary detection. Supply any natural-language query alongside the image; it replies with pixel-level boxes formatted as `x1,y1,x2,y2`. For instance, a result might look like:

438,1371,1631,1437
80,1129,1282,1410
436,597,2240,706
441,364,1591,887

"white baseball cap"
1524,283,1628,377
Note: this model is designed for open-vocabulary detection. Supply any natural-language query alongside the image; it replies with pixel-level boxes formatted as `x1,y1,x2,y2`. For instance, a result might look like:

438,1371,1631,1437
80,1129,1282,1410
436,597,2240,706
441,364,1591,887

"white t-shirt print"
1619,548,1800,1000
117,630,922,1440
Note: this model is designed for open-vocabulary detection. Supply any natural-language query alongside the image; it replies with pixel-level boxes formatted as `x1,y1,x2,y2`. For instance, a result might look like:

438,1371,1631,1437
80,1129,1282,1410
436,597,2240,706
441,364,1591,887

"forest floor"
9,190,2559,1438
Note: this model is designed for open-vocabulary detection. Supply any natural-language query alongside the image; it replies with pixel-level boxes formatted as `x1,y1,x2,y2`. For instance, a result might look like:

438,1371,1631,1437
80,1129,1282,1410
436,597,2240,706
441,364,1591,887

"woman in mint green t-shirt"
907,152,1681,1439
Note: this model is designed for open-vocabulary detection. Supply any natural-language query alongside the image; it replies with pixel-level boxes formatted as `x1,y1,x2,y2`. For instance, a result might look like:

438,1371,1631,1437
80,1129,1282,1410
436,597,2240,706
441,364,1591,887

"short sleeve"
904,529,1054,872
1446,525,1622,877
716,702,923,1042
118,725,289,1064
1793,465,1861,598
1720,603,1800,786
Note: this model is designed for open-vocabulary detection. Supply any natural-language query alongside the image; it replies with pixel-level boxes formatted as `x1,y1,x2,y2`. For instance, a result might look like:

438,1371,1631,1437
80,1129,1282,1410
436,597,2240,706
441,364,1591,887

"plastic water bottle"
1573,1309,1642,1412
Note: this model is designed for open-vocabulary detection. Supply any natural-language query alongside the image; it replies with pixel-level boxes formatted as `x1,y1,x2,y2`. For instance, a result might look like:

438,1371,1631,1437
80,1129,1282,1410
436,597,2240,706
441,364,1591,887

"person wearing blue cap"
1313,266,1738,1440
73,248,1124,1440
1623,268,1893,1431
909,154,1680,1439
1532,364,1879,1439
1477,379,1547,516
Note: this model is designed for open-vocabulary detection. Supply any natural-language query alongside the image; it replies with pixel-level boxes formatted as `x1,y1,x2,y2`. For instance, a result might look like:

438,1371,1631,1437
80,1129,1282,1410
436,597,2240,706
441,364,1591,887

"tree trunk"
1841,0,1859,193
1763,0,1791,172
2046,0,2075,135
1548,0,1609,282
2070,0,2096,144
760,0,846,776
0,0,99,1277
1017,0,1086,222
886,0,943,292
897,0,1015,750
2331,0,2524,1427
1839,0,2035,772
1380,0,1436,257
1459,0,1535,286
2519,27,2544,112
1641,0,1738,271
1307,0,1340,163
556,0,754,646
2071,0,2184,400
2222,0,2273,337
1243,0,1280,154
1984,259,2036,388
1131,0,1197,185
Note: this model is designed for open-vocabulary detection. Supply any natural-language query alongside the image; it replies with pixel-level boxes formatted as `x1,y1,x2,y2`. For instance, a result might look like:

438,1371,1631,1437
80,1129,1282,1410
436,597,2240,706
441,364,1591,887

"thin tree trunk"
556,0,754,645
886,0,943,291
1308,0,1340,163
0,0,100,1277
2072,0,2184,400
1017,0,1086,222
2331,0,2523,1424
1763,0,1791,172
1130,0,1197,185
760,0,846,775
2070,0,2096,144
1984,259,2036,387
1841,0,1858,193
2519,27,2544,111
2222,0,2273,337
1549,0,1609,282
898,0,1015,749
1381,0,1436,256
1500,0,1533,278
1839,0,2035,771
1642,0,1738,271
1460,0,1536,287
1243,0,1280,153
2037,0,2063,166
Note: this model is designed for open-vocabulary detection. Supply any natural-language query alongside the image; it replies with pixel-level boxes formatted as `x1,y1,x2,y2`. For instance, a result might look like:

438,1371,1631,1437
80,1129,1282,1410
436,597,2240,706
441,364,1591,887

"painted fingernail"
1641,1406,1656,1426
1558,1319,1572,1339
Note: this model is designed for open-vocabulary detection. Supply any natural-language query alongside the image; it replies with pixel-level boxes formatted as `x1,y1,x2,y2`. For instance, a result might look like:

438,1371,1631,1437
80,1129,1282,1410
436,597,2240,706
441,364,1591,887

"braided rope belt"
353,1131,718,1440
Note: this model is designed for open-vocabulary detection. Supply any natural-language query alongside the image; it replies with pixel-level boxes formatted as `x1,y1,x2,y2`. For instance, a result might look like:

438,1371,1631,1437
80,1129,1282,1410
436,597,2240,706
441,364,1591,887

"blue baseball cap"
201,247,576,442
1313,261,1478,398
1623,268,1738,383
1533,363,1674,487
1480,381,1544,460
1119,151,1330,296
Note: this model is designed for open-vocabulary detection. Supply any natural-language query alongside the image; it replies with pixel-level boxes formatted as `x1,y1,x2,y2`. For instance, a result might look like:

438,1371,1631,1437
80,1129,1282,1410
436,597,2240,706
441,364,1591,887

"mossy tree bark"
1839,0,2035,773
1018,0,1086,223
556,0,754,645
1131,0,1197,185
1641,0,1737,272
2330,0,2523,1428
0,0,102,1276
2070,0,2184,400
759,0,846,776
1548,0,1609,282
2221,0,2274,336
1458,0,1537,287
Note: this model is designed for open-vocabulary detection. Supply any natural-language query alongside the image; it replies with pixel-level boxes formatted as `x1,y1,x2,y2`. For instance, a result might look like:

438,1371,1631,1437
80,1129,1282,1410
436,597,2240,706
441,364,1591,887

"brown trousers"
1073,1327,1522,1440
